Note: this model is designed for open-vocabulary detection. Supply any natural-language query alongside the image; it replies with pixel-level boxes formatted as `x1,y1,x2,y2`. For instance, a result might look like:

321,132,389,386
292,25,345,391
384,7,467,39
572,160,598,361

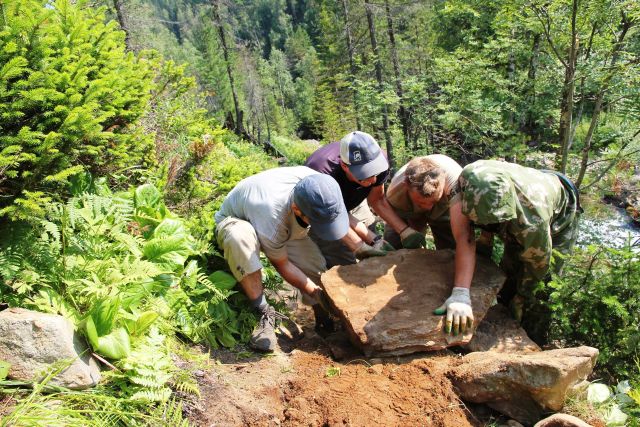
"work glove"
372,235,395,252
400,227,426,249
354,242,387,260
433,287,474,335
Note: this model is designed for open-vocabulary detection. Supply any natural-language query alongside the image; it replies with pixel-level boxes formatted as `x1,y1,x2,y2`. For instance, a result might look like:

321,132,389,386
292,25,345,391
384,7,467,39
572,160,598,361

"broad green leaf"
134,184,163,211
143,235,193,270
0,360,11,380
604,404,628,426
91,296,121,336
209,270,237,291
587,383,611,403
128,311,159,336
153,218,186,238
85,316,99,350
216,330,236,348
96,328,131,360
616,380,631,394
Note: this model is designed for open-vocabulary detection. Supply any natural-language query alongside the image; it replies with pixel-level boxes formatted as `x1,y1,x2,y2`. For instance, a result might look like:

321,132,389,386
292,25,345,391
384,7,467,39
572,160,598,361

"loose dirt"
188,306,480,426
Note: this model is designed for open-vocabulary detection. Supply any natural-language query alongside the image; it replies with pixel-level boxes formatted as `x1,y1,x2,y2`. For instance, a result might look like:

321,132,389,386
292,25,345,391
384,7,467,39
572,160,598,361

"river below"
577,200,640,249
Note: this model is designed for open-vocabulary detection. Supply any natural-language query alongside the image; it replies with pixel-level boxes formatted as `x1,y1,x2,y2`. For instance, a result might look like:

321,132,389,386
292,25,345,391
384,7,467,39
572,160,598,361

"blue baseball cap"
293,174,349,241
339,131,389,181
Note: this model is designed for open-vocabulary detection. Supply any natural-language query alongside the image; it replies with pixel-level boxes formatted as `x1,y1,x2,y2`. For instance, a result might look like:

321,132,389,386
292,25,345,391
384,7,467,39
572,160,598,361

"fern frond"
171,370,200,397
129,387,172,402
148,398,190,426
129,373,172,388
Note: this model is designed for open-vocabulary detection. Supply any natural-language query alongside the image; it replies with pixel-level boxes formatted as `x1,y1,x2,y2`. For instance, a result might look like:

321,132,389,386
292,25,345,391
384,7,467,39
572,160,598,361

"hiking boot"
249,305,288,352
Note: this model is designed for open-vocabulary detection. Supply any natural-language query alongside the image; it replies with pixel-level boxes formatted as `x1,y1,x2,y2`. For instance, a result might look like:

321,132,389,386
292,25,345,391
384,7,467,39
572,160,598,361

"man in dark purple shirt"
305,131,424,266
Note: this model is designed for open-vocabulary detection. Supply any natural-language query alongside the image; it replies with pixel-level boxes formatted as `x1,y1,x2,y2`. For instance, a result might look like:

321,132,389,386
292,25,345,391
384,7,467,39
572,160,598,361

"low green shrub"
548,242,640,383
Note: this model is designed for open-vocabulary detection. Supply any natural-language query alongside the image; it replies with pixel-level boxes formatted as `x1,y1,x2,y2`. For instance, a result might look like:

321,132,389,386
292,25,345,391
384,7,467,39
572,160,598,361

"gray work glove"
372,235,395,252
354,242,387,260
433,287,474,335
400,227,426,249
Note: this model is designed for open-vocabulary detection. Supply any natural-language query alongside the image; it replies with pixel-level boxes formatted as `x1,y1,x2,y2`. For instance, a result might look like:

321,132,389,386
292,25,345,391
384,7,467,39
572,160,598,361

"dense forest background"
0,0,639,424
106,0,640,174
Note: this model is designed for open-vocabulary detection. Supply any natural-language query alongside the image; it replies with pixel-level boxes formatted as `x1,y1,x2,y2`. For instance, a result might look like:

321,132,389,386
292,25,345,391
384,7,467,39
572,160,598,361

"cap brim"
309,206,349,241
350,152,389,181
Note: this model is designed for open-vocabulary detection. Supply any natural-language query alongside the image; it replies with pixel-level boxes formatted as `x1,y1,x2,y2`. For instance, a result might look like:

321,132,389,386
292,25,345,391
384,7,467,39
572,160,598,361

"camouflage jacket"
459,160,577,284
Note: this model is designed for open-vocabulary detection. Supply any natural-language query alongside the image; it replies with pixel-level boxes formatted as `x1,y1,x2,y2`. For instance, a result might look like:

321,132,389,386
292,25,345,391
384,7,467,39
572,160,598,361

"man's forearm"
454,238,475,288
450,202,476,288
273,260,317,295
370,197,407,234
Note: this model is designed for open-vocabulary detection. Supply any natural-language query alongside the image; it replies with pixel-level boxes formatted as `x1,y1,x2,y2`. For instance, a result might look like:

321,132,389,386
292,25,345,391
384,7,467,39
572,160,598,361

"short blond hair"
404,157,445,198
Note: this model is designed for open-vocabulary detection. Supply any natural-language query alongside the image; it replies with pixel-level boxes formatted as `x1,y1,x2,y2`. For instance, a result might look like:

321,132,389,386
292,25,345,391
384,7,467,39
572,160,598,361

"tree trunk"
575,16,631,188
341,0,361,131
365,0,394,170
112,0,132,51
212,0,243,135
384,0,410,148
556,0,578,173
521,32,540,143
570,25,597,147
168,2,183,45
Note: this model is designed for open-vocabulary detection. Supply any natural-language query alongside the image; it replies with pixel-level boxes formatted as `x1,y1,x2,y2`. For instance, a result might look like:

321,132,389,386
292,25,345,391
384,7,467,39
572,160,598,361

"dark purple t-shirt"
304,141,389,211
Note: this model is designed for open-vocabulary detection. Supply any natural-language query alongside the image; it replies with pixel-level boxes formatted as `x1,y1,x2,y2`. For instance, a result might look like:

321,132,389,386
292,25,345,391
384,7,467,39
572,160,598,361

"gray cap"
339,131,389,181
293,174,349,241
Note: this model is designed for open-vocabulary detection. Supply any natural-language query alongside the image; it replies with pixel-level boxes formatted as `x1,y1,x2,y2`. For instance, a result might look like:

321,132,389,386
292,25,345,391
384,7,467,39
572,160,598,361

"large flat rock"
321,249,506,357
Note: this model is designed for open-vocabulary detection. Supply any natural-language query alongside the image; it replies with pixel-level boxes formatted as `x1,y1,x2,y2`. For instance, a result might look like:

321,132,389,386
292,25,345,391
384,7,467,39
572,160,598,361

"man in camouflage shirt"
459,160,581,344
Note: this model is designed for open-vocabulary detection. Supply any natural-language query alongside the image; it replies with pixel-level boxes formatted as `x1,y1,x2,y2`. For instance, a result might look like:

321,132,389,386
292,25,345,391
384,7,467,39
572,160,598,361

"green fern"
130,387,172,402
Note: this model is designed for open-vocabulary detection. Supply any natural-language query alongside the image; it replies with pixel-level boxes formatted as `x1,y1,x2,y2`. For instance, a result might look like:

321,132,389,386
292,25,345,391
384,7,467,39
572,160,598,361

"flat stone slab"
321,249,506,357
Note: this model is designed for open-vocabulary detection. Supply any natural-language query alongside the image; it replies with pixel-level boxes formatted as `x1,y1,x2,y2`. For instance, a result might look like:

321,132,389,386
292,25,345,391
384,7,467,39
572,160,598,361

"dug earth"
188,249,602,426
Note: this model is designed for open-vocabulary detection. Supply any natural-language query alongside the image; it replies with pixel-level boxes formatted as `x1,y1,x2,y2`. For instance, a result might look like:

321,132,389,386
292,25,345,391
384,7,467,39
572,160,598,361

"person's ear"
291,202,302,217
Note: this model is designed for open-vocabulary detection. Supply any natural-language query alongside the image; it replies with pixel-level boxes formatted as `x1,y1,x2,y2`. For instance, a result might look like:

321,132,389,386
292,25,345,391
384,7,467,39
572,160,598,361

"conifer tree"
0,0,154,219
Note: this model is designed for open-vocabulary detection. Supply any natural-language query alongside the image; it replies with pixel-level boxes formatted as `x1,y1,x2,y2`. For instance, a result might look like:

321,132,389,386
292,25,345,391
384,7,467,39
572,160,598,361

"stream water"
577,203,640,249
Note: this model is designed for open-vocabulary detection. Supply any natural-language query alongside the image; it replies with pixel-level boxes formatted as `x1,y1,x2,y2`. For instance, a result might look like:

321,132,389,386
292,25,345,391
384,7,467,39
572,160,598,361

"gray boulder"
321,249,505,357
449,346,598,425
0,308,101,389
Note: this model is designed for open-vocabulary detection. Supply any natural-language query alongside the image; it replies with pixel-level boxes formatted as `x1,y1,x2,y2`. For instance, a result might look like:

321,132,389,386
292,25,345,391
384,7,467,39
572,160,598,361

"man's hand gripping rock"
434,287,474,335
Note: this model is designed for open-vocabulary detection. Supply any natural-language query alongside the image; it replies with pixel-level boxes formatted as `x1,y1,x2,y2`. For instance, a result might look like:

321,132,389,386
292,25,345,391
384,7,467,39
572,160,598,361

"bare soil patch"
188,306,480,426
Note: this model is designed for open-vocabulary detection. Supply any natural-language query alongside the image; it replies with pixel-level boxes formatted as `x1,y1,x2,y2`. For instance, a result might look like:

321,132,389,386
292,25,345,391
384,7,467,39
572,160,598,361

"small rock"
534,413,592,427
0,308,101,390
367,364,383,375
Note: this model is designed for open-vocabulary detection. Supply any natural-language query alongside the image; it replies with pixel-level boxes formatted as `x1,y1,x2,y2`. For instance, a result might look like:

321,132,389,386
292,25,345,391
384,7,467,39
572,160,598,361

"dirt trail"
189,306,479,427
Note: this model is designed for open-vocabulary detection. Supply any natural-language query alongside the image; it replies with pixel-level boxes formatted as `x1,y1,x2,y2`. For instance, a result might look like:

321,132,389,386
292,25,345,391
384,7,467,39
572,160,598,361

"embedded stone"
0,308,101,389
449,346,598,425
